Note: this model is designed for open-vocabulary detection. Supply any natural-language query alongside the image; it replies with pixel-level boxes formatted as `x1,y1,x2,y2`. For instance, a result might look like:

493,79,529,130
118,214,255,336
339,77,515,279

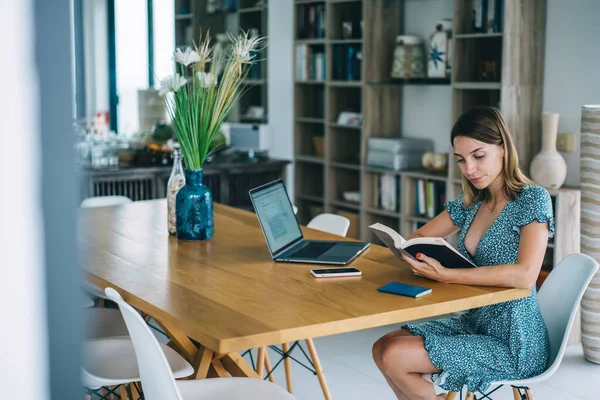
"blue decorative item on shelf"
176,169,214,241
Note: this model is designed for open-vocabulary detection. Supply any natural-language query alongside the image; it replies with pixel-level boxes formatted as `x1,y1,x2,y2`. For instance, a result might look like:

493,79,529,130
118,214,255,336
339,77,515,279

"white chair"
426,253,599,400
81,195,133,303
83,295,95,308
104,287,297,400
307,213,350,237
292,205,298,215
84,307,129,340
80,195,133,208
82,337,194,399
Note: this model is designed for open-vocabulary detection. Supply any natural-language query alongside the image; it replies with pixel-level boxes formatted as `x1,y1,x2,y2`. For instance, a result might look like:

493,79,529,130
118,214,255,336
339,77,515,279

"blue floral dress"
403,185,554,393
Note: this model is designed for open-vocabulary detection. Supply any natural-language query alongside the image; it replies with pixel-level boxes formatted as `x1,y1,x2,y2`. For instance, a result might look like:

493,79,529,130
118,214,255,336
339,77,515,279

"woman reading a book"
372,106,554,399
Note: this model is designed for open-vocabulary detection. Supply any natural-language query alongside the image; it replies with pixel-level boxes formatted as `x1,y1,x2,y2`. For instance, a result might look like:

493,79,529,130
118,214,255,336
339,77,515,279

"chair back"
104,288,182,400
538,253,598,370
307,213,350,237
81,196,132,208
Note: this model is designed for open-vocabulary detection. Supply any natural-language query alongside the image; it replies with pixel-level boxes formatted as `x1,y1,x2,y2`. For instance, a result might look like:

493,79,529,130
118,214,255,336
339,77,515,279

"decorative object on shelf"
530,112,567,190
160,31,264,241
342,191,360,203
580,104,600,363
342,21,354,39
421,152,448,173
336,111,362,126
167,144,185,235
391,35,425,80
366,137,434,171
312,137,324,157
244,106,265,120
428,19,452,79
480,60,499,81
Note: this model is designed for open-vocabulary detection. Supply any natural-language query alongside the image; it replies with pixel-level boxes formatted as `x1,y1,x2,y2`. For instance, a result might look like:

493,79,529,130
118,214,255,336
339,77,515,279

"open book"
369,223,476,269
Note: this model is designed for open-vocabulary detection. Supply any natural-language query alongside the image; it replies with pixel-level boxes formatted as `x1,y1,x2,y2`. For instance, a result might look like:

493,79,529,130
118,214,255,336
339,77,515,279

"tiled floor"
245,323,600,400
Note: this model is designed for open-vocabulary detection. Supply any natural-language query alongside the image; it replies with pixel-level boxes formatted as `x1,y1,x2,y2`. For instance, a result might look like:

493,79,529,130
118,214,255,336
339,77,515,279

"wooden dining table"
79,199,530,398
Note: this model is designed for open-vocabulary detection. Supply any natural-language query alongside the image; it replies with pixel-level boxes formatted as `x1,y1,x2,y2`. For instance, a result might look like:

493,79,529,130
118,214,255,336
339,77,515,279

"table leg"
220,353,261,379
191,345,215,380
153,319,198,363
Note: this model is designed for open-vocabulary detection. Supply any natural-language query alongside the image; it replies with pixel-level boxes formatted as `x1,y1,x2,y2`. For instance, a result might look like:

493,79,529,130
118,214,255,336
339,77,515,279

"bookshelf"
292,0,574,266
174,0,269,123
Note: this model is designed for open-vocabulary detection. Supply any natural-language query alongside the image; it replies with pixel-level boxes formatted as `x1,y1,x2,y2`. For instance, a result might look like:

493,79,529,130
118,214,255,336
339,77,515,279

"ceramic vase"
530,112,567,190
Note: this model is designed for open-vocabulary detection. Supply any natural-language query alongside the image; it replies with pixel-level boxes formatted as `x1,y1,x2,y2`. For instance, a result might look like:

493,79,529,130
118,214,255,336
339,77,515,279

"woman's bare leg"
373,329,444,400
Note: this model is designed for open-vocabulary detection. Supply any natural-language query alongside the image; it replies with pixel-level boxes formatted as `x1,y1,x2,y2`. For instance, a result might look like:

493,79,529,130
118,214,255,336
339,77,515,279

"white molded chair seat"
104,287,297,400
84,308,129,340
83,295,95,308
423,253,599,397
175,378,297,400
81,337,194,389
80,195,133,208
307,213,350,237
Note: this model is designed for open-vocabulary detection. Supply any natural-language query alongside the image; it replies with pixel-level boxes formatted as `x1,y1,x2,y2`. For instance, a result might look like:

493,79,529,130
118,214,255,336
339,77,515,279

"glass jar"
167,144,185,235
391,35,425,80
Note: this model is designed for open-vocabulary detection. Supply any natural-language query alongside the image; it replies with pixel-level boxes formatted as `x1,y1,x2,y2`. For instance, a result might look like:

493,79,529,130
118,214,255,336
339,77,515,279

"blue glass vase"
175,169,214,241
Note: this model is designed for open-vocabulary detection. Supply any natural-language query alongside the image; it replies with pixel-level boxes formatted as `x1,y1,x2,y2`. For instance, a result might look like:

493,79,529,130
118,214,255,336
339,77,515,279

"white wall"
267,0,295,198
0,0,49,397
542,0,600,187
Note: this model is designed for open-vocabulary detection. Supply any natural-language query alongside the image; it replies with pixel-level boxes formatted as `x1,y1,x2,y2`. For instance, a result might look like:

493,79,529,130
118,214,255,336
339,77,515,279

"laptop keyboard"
289,242,336,258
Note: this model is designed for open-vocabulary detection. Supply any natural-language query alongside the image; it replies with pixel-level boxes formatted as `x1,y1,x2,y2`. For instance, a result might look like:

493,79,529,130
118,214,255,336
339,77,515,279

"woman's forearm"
443,263,537,289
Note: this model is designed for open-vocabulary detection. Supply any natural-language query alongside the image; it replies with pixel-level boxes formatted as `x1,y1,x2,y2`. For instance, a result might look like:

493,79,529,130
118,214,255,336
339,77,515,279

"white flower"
158,74,187,96
230,30,265,64
173,47,201,66
197,72,218,88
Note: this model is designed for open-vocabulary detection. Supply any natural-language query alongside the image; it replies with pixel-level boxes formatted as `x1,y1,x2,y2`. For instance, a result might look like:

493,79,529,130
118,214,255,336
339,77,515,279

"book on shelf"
296,45,326,81
373,173,400,212
369,223,476,269
473,0,503,33
297,3,326,39
415,179,446,218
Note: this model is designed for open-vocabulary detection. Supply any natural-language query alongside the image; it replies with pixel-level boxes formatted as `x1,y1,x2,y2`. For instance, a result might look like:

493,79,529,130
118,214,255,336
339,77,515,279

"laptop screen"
250,181,303,255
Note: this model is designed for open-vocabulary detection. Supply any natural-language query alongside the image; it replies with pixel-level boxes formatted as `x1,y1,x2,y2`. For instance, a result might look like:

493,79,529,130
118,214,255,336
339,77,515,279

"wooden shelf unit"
294,0,558,252
174,0,269,123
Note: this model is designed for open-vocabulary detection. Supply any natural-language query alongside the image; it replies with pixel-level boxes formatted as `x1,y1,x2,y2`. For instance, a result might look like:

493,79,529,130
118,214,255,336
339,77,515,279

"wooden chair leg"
264,349,275,383
281,342,293,394
525,389,535,399
128,382,141,400
118,385,130,400
446,392,458,400
98,298,105,308
305,338,332,400
513,387,522,400
465,391,475,400
256,347,266,378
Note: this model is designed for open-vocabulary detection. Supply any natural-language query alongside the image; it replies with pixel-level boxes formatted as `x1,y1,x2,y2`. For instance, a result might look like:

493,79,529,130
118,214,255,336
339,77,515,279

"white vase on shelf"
530,112,567,190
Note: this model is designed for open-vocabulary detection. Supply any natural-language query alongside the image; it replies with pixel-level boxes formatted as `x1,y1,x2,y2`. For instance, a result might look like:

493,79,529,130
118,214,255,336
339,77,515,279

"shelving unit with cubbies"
293,0,568,260
174,0,269,123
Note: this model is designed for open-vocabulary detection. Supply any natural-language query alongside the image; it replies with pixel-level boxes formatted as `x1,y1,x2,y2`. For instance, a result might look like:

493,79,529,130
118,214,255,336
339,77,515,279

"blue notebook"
378,281,432,298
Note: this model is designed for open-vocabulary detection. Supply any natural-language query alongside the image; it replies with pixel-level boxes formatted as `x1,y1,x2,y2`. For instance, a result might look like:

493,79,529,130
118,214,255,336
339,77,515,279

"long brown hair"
451,106,532,207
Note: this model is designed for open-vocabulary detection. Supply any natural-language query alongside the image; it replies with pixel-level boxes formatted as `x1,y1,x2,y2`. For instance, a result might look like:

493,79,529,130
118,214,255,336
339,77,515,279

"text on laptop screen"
251,182,302,254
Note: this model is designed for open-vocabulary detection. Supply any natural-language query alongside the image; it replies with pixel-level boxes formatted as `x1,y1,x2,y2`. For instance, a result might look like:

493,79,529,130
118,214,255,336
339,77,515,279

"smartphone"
310,267,362,278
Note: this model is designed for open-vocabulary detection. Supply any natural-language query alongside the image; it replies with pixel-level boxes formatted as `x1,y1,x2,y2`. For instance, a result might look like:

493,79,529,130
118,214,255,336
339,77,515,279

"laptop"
249,179,370,265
